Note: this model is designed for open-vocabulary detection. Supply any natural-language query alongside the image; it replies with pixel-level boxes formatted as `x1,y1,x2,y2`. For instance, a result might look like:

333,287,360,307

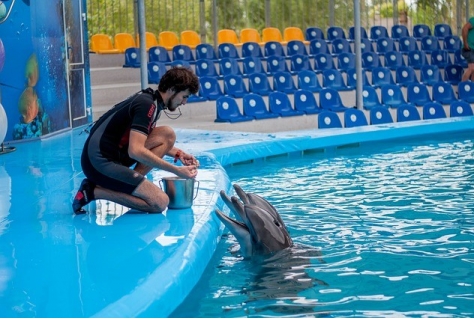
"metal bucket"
160,177,199,209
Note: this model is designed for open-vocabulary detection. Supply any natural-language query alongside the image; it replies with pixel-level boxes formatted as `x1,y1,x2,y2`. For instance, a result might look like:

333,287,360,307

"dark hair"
158,66,199,94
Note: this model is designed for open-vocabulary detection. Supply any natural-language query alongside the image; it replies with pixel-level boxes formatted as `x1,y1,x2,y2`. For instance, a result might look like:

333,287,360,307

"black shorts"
461,48,474,64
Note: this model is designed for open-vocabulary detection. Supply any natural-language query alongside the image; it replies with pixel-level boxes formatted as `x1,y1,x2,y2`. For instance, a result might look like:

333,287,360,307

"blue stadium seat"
344,108,368,127
420,64,443,86
413,24,432,40
319,87,353,111
242,93,279,119
331,38,352,55
370,25,389,42
195,59,221,78
450,100,474,117
215,96,254,123
398,36,419,54
434,23,452,39
360,38,375,53
381,84,414,108
420,35,441,53
147,62,167,84
349,26,369,42
242,42,265,59
370,106,394,124
169,60,191,68
376,37,395,55
293,89,322,114
457,81,474,103
322,68,352,91
318,110,343,128
268,91,305,117
219,57,243,77
397,104,421,122
287,40,308,56
406,82,432,106
444,64,464,85
248,72,272,95
309,38,331,56
223,74,248,98
187,90,207,103
264,41,286,58
266,55,290,74
395,65,418,87
371,66,395,88
391,24,410,41
326,26,347,41
218,43,242,60
443,35,462,53
123,47,141,68
305,27,325,41
290,54,313,74
172,44,196,64
272,71,297,93
384,51,405,70
195,43,218,61
423,102,447,119
297,69,323,92
346,68,370,90
148,45,172,64
337,52,356,72
454,49,468,68
432,81,457,105
361,51,381,70
407,50,427,69
242,56,266,76
362,85,385,110
314,53,335,73
199,76,224,100
430,49,452,69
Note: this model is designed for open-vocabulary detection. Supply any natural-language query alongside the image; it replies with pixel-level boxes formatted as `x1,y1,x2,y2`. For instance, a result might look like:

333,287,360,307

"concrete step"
90,67,143,86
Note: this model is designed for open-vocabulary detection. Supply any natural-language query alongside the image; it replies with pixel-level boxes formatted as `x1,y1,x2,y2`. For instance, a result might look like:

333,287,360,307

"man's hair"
158,66,199,94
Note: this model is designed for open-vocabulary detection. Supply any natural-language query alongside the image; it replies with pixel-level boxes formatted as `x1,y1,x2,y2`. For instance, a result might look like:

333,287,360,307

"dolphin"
215,184,293,258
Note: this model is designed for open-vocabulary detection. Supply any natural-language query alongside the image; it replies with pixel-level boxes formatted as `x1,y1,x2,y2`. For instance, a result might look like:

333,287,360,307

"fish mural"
18,86,38,123
0,38,4,72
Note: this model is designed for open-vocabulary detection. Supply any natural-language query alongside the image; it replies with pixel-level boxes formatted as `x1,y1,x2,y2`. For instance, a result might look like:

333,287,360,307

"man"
72,67,200,214
461,17,474,81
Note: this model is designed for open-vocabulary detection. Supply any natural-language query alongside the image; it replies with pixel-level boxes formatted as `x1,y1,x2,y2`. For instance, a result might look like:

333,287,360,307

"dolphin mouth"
215,208,248,231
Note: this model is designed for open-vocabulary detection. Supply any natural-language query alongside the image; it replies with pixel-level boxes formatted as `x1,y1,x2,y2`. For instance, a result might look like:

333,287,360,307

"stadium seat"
264,41,287,58
434,23,452,39
398,36,419,54
406,82,432,106
420,35,441,54
331,38,352,55
195,59,221,78
305,27,325,41
450,100,474,117
407,50,427,69
266,55,290,74
309,38,331,56
337,52,356,72
180,30,201,49
215,96,253,122
147,62,167,84
297,69,323,93
326,26,347,41
423,102,447,119
290,54,313,74
370,25,389,42
242,56,266,76
217,29,242,47
195,43,218,61
413,24,432,40
346,68,370,89
322,68,352,91
172,44,196,64
148,45,172,64
397,104,421,122
370,106,394,124
314,53,335,73
223,74,248,98
349,26,369,42
242,42,265,59
243,93,279,119
376,37,395,54
262,27,287,45
395,65,418,87
443,35,462,53
240,28,264,45
218,43,242,60
287,40,308,56
248,72,272,95
268,91,305,117
123,47,141,68
158,31,179,50
371,66,395,88
454,49,468,68
432,81,457,105
293,89,322,114
380,84,414,108
384,51,405,70
272,71,297,93
361,51,381,70
420,64,443,86
319,87,353,111
430,49,452,69
90,34,120,54
457,81,474,103
318,111,343,128
284,26,309,44
344,108,368,127
362,85,385,110
136,32,158,51
360,38,375,53
444,64,464,85
114,33,136,53
219,57,243,77
170,60,190,68
391,24,410,41
199,76,224,100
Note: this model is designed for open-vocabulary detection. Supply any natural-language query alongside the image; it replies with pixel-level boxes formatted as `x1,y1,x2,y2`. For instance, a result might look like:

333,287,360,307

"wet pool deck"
1,116,474,317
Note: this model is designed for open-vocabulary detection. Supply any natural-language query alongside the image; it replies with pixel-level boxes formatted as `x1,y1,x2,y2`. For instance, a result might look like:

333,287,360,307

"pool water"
171,133,474,318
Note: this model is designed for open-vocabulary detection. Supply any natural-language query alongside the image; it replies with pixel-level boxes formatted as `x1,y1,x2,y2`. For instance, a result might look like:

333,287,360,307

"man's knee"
150,194,169,213
147,126,176,149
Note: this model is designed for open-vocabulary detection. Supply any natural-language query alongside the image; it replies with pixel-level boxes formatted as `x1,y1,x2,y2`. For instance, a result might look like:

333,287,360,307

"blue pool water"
172,133,474,318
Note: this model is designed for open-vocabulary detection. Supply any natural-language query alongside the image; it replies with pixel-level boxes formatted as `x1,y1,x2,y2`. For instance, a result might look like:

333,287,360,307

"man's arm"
462,21,472,50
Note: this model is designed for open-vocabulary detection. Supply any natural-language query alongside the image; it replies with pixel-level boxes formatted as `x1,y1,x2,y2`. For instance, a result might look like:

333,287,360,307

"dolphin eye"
274,220,281,227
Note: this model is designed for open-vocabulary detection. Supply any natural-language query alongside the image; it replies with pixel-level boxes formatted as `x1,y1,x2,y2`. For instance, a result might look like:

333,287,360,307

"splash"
18,87,38,123
25,54,38,87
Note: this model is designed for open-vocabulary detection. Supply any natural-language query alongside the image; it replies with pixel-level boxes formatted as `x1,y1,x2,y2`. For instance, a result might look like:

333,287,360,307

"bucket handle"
193,180,200,200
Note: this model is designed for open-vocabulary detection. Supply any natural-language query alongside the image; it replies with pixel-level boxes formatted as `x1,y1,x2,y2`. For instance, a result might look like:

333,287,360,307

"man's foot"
72,179,95,214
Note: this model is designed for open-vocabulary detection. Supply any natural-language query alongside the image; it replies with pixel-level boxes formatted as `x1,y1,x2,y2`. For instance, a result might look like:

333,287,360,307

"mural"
0,0,90,142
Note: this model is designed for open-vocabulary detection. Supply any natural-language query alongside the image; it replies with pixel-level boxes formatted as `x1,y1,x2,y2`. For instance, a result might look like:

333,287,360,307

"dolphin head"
215,184,293,258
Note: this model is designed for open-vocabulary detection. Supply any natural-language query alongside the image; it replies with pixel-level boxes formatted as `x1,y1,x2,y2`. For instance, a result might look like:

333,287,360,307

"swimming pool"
1,116,474,317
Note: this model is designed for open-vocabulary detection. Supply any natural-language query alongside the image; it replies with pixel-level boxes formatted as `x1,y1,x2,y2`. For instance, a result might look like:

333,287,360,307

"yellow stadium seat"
136,32,158,51
158,31,180,51
217,29,242,47
180,30,201,49
262,27,287,45
239,28,265,45
114,33,136,53
283,26,309,44
90,34,120,54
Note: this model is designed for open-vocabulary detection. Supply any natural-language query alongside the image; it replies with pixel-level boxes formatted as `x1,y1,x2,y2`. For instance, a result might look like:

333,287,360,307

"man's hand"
176,150,200,167
176,164,198,179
